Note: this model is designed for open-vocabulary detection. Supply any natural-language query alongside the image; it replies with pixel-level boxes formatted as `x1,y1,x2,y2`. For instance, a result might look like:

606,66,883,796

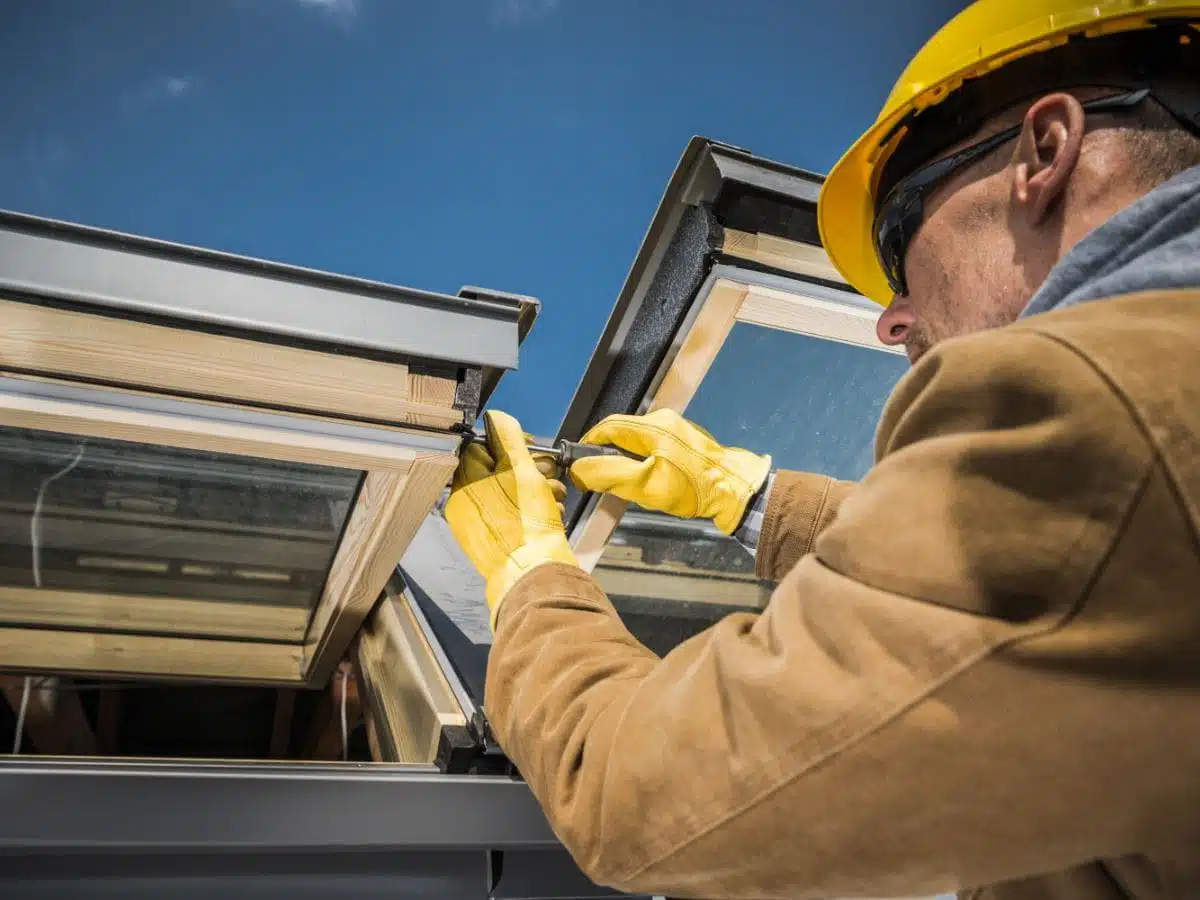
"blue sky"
0,0,968,435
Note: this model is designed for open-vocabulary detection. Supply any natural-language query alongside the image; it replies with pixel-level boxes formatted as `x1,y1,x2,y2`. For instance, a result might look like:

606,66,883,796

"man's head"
816,4,1200,365
877,88,1200,362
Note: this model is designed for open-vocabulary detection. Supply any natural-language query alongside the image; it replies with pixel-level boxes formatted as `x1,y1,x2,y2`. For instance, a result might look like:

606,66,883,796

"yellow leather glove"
444,410,579,630
570,409,771,535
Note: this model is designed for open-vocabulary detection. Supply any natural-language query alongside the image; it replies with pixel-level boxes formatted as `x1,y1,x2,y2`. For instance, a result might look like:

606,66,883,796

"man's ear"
1013,92,1086,223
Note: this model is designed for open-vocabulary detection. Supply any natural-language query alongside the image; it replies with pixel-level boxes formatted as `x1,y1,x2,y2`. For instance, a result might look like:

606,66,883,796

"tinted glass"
0,426,361,641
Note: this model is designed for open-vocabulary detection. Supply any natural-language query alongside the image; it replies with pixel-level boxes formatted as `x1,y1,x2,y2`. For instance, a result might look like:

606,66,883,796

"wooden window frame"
355,577,469,764
0,370,459,687
568,267,904,573
0,298,464,429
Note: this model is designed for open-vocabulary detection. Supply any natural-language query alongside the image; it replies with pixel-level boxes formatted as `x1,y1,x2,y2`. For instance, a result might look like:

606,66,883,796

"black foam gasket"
712,183,821,245
560,203,720,529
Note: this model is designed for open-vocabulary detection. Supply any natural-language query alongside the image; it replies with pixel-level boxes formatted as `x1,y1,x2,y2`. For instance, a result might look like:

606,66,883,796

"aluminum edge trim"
0,218,522,370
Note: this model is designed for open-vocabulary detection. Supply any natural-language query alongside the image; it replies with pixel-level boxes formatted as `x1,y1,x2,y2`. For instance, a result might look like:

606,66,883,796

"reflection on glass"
596,325,908,652
593,509,771,655
0,426,362,619
685,323,908,480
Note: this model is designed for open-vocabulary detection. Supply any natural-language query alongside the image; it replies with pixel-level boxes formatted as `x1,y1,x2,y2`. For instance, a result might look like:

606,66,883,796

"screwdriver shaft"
463,431,641,476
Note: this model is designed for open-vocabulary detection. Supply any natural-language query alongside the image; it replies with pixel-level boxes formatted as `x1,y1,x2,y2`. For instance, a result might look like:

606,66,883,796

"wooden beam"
1,675,97,756
355,658,386,763
0,586,309,643
719,228,848,285
735,283,896,351
0,627,305,683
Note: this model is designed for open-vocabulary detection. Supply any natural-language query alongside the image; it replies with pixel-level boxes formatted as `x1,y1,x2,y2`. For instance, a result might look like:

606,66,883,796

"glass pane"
0,426,362,641
594,324,908,652
593,510,771,656
685,323,909,480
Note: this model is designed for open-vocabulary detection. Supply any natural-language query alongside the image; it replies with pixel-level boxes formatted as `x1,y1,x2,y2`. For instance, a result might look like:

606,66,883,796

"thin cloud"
293,0,359,22
162,76,199,98
491,0,560,26
121,74,202,111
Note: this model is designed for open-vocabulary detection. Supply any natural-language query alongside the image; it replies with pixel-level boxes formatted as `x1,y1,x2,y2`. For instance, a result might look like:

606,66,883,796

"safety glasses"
872,87,1151,297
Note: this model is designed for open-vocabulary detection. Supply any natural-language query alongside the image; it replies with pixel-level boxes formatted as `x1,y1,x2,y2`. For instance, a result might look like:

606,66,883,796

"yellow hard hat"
818,0,1200,306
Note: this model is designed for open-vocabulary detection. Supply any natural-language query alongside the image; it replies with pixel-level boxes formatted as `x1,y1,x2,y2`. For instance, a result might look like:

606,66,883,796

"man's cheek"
901,237,940,310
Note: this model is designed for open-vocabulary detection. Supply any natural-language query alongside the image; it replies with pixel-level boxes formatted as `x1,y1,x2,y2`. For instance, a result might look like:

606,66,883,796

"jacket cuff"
756,470,847,582
493,561,613,631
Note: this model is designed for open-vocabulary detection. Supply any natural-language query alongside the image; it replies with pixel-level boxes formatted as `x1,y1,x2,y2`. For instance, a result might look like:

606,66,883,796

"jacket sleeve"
755,470,855,582
485,327,1164,899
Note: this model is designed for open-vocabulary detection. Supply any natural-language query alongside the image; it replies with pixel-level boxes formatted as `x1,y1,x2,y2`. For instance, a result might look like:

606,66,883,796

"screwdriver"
463,430,644,478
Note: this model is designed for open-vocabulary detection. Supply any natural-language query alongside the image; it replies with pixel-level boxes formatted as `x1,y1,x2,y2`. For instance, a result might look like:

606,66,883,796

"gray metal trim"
461,285,542,412
0,759,559,851
490,849,635,899
0,209,523,370
708,146,824,204
0,849,490,900
0,375,463,456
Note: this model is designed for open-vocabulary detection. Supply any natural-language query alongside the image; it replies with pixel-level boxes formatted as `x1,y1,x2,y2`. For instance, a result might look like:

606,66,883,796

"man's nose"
877,297,915,346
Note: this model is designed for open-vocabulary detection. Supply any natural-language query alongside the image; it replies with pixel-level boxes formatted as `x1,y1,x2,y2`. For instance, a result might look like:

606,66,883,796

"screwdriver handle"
556,440,645,471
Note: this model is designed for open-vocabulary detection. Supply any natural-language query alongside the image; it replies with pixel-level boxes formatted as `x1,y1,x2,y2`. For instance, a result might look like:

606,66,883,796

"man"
444,3,1200,898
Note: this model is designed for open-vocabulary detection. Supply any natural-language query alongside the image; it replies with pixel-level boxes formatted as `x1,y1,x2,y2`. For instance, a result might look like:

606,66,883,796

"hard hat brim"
818,112,906,308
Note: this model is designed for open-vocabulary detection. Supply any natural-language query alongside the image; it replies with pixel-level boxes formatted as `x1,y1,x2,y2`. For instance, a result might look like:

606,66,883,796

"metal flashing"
0,758,559,851
0,849,490,900
459,286,542,412
0,758,626,898
708,144,824,205
0,209,525,370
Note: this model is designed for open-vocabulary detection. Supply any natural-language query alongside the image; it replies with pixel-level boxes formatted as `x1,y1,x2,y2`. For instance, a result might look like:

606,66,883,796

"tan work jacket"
486,290,1200,900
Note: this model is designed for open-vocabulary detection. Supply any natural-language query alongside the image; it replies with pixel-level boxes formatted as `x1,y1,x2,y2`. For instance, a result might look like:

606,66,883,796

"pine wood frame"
355,578,468,763
0,297,462,429
0,364,460,686
569,269,903,573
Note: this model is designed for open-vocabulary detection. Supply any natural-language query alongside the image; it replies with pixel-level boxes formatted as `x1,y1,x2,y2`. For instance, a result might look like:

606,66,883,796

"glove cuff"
711,449,773,535
486,532,580,630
